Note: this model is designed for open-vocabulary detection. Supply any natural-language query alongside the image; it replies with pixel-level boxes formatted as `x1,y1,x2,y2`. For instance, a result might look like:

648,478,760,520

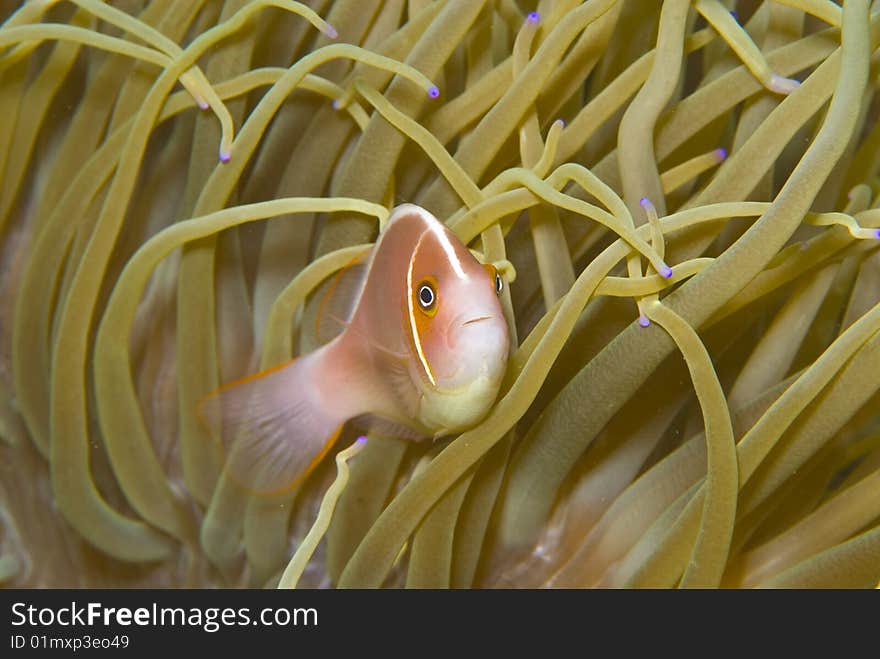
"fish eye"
495,273,503,295
418,282,436,310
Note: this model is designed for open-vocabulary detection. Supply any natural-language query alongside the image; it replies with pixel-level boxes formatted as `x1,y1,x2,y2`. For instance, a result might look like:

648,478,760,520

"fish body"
206,204,509,494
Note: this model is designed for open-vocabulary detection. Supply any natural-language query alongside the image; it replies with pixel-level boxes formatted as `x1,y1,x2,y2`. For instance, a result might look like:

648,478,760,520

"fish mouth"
462,315,493,326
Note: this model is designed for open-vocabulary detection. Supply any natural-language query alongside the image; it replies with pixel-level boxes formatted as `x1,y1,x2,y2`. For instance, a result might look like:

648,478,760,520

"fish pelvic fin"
197,354,345,496
351,413,426,442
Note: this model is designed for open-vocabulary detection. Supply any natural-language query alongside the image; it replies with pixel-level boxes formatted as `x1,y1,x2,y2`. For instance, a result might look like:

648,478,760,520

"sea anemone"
1,0,879,588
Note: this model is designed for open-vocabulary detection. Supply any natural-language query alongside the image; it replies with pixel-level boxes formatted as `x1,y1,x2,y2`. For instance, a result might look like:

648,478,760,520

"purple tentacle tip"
874,229,880,239
730,10,739,21
661,265,673,279
639,197,651,207
356,435,368,445
555,118,565,128
428,85,440,98
325,25,338,39
638,315,651,328
332,98,341,110
197,100,209,111
716,147,728,160
527,11,540,24
219,149,231,163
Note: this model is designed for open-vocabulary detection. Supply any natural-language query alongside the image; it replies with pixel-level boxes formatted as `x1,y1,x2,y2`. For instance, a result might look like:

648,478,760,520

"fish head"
399,205,510,432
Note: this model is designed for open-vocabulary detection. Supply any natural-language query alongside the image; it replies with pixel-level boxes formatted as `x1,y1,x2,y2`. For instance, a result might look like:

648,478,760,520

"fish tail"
197,349,347,496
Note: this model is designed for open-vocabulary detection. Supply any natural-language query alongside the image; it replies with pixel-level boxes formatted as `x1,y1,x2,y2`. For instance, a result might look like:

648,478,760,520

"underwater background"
1,0,879,588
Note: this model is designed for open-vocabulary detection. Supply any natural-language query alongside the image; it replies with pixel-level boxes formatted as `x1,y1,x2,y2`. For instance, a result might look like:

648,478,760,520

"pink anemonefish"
201,204,510,495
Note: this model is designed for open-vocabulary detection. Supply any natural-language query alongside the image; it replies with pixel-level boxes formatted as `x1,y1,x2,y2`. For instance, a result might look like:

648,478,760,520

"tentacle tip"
324,25,338,39
729,10,739,22
332,98,342,110
874,228,880,239
715,147,728,161
639,196,651,208
638,315,651,328
527,11,540,24
769,74,800,95
554,118,565,129
219,149,231,163
428,85,440,98
356,435,368,445
661,265,673,279
197,100,210,110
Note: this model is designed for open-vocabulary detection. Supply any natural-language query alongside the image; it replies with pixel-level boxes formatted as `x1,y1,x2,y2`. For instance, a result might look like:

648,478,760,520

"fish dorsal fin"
313,256,369,346
197,356,344,496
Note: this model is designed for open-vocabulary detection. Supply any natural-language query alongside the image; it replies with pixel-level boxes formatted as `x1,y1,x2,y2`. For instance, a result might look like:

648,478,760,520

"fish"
201,204,510,495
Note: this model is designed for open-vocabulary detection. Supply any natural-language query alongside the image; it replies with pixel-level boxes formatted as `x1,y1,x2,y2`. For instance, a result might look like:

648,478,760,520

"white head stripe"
430,223,467,278
406,232,436,386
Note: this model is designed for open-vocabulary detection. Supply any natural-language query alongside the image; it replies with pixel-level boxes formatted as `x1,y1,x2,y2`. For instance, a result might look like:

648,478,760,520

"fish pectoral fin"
378,353,422,420
197,358,344,496
367,339,408,362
